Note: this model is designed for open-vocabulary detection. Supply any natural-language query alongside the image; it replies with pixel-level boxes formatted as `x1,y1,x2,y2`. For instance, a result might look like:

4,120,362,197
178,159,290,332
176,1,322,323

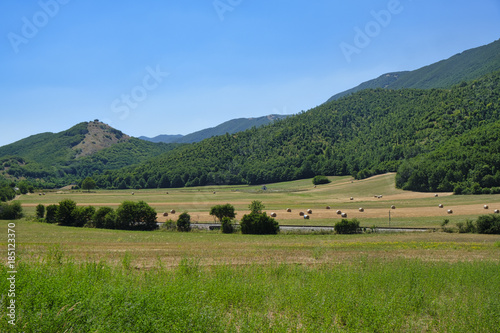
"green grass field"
1,174,500,331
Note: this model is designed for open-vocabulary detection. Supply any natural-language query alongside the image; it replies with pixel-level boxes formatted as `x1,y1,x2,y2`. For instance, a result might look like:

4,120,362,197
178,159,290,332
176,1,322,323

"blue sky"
1,0,500,147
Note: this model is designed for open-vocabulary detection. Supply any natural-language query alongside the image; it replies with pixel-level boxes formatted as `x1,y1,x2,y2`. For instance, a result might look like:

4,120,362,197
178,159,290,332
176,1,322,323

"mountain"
327,38,500,101
0,120,176,188
94,70,500,194
140,114,290,144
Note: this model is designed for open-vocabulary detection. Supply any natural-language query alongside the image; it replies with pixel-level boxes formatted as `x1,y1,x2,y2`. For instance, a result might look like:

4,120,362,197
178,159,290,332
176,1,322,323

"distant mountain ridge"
327,38,500,101
140,114,290,144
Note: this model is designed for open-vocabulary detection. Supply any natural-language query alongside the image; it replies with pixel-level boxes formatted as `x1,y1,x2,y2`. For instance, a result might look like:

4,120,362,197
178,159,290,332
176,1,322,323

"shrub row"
0,201,23,220
457,214,500,234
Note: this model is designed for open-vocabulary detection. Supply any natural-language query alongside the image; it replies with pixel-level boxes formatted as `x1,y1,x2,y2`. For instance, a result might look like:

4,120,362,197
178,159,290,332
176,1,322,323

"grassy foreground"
1,256,499,332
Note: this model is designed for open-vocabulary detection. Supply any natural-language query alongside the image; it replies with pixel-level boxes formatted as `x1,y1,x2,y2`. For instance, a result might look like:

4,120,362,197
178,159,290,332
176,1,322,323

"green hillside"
94,71,500,193
328,38,500,101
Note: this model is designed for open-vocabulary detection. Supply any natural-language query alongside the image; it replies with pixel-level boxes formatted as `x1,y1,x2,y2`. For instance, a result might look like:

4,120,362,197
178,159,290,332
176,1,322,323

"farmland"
1,173,500,332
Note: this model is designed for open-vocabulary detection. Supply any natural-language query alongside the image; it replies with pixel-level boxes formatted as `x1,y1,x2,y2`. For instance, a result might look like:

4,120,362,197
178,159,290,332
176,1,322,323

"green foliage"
249,200,265,214
0,186,15,202
0,201,23,220
209,203,236,222
92,207,116,229
221,217,234,234
456,219,476,234
240,212,279,235
56,199,78,226
115,201,158,231
81,177,96,192
476,214,500,234
73,206,96,228
36,204,45,219
334,218,360,234
177,212,191,232
45,204,58,224
312,175,330,185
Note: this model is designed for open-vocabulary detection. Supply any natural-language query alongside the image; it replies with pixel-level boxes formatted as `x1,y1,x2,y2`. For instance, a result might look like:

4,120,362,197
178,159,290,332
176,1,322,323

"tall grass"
1,256,499,332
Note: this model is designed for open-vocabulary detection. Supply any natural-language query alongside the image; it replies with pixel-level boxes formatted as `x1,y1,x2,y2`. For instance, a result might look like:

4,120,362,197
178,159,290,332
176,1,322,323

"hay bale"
434,194,439,197
336,210,342,215
286,208,292,213
359,208,364,212
163,212,168,217
447,209,453,214
307,209,313,214
270,212,277,218
299,211,305,216
131,192,134,195
304,214,310,220
494,209,499,214
341,213,347,218
484,205,489,209
438,204,444,208
170,209,176,214
378,195,383,199
391,205,396,209
326,206,331,210
350,197,354,201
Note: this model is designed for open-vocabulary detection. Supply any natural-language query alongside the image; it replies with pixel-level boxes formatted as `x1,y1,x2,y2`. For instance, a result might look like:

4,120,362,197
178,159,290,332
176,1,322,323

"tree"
221,216,234,234
82,177,97,192
73,206,96,228
0,202,24,220
115,201,158,231
249,200,265,214
312,175,331,185
36,204,45,219
334,218,360,234
240,212,279,235
45,204,58,223
177,212,191,232
57,199,77,226
93,207,116,229
209,204,236,222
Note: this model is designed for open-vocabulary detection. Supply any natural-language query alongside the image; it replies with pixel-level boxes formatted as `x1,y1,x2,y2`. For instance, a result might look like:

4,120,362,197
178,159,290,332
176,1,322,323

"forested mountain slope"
94,71,500,193
328,38,500,101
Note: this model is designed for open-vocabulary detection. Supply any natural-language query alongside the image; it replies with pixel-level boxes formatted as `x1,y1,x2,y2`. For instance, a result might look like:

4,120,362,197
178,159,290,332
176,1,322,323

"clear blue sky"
1,0,499,147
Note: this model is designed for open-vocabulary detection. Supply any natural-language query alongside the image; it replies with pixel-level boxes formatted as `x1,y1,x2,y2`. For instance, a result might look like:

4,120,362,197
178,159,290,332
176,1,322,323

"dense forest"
90,71,500,193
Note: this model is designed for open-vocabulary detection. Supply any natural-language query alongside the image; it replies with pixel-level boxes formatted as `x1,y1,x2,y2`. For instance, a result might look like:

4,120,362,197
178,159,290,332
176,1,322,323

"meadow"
1,174,500,332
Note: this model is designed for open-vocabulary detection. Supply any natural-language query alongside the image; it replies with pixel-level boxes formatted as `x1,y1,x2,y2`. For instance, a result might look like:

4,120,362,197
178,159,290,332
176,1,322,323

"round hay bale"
494,209,499,214
378,195,383,199
170,209,176,214
350,197,354,201
326,206,331,210
484,205,489,209
270,212,277,218
336,210,342,215
131,192,135,195
447,209,453,214
38,193,42,196
341,212,347,218
304,214,310,220
307,209,313,214
391,205,396,210
286,208,292,213
163,212,168,217
359,208,364,212
434,194,439,197
374,195,378,198
299,211,305,216
438,204,444,208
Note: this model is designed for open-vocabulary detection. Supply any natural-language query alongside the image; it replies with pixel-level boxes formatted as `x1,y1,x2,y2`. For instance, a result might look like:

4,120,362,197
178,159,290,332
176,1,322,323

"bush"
457,219,476,233
334,218,360,234
57,199,77,226
312,175,331,185
36,204,45,219
116,201,158,231
177,212,191,232
45,204,59,224
0,201,24,220
240,212,279,235
221,217,234,234
476,214,500,234
93,207,116,229
161,219,177,231
74,206,96,228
